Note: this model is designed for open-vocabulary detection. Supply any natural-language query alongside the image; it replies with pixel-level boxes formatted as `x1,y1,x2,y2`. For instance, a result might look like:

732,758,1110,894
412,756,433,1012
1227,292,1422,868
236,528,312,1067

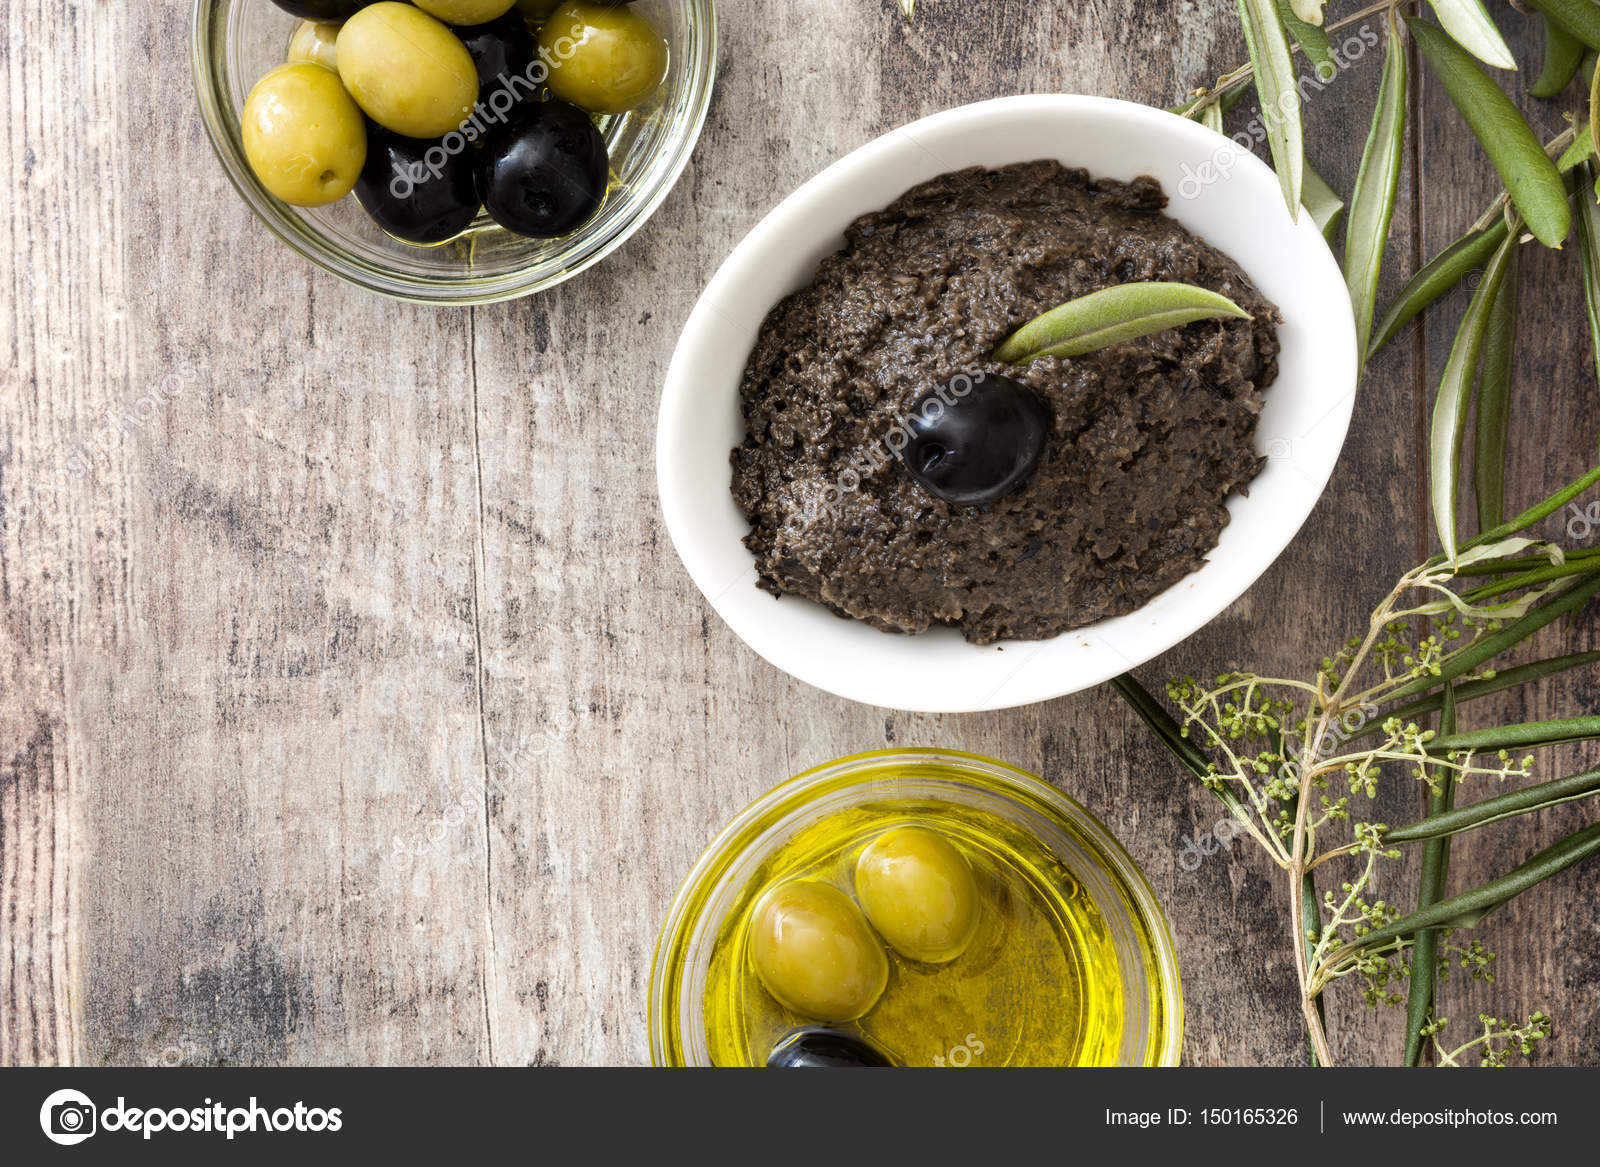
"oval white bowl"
656,94,1357,713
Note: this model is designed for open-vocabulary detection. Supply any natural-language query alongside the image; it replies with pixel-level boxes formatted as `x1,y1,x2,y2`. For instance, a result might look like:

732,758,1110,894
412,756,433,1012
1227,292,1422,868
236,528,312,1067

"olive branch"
1113,0,1600,1067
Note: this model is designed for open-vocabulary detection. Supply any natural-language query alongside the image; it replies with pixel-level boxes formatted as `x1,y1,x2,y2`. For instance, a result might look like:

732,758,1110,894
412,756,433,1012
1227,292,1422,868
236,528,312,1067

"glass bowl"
191,0,717,304
649,748,1183,1066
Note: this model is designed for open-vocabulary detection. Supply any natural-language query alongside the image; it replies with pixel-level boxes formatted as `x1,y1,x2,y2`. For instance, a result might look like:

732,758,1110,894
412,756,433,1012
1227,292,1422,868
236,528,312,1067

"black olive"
266,0,378,20
355,124,481,245
900,373,1052,506
475,98,609,238
766,1028,893,1068
457,10,540,93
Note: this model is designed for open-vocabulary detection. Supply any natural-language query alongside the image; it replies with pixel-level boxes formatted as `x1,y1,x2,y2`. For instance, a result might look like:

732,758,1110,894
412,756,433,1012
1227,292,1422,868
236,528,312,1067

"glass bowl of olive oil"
650,749,1182,1067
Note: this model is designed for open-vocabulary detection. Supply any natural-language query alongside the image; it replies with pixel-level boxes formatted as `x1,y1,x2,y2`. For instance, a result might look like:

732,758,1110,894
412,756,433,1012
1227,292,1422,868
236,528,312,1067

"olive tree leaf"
1385,765,1600,844
994,283,1252,364
1575,161,1600,411
1369,218,1509,356
1302,164,1344,242
1278,0,1335,79
1202,100,1225,134
1527,0,1600,53
1403,682,1456,1066
1558,126,1597,172
1288,0,1323,25
1431,229,1518,561
1473,240,1521,531
1410,17,1571,248
1531,14,1585,97
1237,0,1303,217
1424,0,1516,69
1343,820,1600,952
899,0,916,22
1345,12,1407,363
1433,714,1600,754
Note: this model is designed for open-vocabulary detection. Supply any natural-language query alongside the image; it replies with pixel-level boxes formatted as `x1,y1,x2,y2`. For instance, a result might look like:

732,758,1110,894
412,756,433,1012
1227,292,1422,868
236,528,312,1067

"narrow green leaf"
1278,0,1336,80
1202,100,1225,135
1531,15,1585,97
1369,219,1510,356
1345,13,1408,362
1302,164,1344,242
1527,0,1600,53
1410,17,1572,248
1237,0,1304,216
1345,821,1600,951
899,0,915,22
994,283,1251,364
1558,127,1596,172
1576,161,1600,400
1425,0,1517,69
1464,555,1600,604
1462,462,1600,553
1386,572,1600,702
1431,229,1517,560
1363,650,1600,735
1473,242,1520,531
1431,714,1600,754
1386,765,1600,844
1404,683,1456,1066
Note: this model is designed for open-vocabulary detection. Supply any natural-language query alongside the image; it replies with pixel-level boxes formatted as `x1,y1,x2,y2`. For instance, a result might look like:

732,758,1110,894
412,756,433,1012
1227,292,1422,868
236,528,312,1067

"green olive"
287,20,341,71
414,0,517,24
539,1,667,115
750,881,888,1022
241,63,366,207
336,2,479,138
855,827,981,964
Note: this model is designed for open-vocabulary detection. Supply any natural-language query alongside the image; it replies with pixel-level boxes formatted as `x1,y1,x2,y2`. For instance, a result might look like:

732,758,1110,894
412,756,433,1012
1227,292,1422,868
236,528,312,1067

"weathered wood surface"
1,0,1596,1067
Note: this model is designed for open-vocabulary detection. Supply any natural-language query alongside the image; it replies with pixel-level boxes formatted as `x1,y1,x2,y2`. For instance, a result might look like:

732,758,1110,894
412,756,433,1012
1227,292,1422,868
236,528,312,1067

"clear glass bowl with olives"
650,749,1184,1067
192,0,716,304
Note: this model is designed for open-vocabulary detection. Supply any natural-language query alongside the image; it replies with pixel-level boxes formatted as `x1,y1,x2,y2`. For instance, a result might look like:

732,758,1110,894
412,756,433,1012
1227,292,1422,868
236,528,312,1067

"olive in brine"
414,0,517,23
456,10,539,91
268,0,377,20
337,3,479,138
855,827,981,964
475,98,608,237
287,20,341,71
767,1028,893,1069
749,881,888,1022
540,1,668,115
241,63,366,207
356,126,480,244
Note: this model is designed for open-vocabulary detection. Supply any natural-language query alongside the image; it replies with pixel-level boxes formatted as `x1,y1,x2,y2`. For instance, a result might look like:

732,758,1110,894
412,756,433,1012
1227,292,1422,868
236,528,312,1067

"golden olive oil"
702,798,1127,1066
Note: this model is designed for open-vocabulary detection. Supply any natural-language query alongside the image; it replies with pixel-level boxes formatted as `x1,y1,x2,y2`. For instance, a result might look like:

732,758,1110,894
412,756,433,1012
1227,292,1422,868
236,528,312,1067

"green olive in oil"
703,799,1129,1067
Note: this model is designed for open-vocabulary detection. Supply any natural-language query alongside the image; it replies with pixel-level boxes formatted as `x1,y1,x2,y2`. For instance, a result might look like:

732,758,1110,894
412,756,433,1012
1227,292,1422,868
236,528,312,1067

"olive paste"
730,161,1280,644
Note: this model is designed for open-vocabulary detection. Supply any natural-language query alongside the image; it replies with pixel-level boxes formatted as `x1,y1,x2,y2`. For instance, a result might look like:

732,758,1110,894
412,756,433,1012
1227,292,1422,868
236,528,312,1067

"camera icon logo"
39,1089,97,1146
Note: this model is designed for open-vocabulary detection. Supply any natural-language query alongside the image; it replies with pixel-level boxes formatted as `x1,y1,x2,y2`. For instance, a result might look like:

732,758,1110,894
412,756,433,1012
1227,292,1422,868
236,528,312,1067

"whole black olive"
475,98,609,238
267,0,378,21
900,373,1052,506
355,124,481,244
766,1028,893,1068
457,10,540,93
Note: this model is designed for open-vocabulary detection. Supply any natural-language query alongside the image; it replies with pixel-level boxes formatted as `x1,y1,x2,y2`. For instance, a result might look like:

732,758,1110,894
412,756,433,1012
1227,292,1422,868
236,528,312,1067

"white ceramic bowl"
657,94,1357,713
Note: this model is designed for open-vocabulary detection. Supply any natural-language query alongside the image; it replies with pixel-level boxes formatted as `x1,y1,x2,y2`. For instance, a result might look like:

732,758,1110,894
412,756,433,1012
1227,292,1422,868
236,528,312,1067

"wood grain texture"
0,0,1595,1067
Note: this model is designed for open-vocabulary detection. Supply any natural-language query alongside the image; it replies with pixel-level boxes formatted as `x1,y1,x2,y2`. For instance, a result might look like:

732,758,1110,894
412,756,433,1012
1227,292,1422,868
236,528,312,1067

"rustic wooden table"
3,0,1597,1068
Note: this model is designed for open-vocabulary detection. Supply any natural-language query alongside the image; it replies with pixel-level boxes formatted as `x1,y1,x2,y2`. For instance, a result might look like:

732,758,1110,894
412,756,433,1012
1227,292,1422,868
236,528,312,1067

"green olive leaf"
1558,124,1596,172
1345,12,1407,363
993,282,1252,365
1473,240,1521,531
1424,0,1516,69
1237,0,1303,217
1302,164,1344,242
1431,227,1518,561
899,0,915,22
1202,100,1225,134
1527,0,1600,53
1531,15,1585,97
1369,217,1509,357
1277,0,1336,80
1575,161,1600,449
1410,17,1571,248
